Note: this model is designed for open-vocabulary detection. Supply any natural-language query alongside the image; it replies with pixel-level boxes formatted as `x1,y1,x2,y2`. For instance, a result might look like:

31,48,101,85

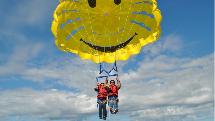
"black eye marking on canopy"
88,0,96,8
88,0,121,8
80,33,138,53
114,0,121,5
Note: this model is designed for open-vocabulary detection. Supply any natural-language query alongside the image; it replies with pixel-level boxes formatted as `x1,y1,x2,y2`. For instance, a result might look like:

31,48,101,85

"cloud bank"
0,0,213,121
0,34,213,121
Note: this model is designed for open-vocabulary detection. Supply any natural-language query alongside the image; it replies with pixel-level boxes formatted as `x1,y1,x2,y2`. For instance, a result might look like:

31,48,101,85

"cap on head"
110,80,115,84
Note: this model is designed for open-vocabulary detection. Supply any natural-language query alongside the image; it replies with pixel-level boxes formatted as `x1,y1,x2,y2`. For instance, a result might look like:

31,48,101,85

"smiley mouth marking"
80,33,138,53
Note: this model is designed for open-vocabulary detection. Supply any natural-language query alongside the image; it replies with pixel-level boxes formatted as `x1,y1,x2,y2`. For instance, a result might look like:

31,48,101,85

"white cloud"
0,40,44,76
118,53,213,121
0,52,213,121
142,34,184,57
0,33,214,121
21,57,98,95
130,102,213,121
0,89,96,121
0,0,58,28
0,2,213,120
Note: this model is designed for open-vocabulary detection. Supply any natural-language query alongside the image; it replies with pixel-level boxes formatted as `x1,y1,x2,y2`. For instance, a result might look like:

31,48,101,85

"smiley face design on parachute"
76,0,138,52
52,0,162,62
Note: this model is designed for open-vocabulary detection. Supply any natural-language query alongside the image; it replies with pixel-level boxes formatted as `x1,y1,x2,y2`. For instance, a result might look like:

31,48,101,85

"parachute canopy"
52,0,162,63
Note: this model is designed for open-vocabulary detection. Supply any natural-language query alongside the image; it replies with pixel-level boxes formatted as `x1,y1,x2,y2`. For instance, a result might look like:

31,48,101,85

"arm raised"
116,77,121,89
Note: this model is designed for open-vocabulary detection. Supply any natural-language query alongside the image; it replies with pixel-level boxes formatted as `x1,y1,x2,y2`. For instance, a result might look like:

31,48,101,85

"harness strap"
97,99,107,104
108,98,119,103
99,61,118,76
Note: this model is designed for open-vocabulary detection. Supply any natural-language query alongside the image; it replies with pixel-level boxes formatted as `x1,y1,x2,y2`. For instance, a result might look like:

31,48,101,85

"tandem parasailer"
51,0,162,120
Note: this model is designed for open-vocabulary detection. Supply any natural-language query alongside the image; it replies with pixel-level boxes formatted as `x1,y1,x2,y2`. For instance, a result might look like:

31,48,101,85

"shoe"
115,109,118,113
103,117,106,120
110,107,115,114
99,117,102,119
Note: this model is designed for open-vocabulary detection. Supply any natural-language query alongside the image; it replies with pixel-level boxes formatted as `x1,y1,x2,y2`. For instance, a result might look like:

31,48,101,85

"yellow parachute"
51,0,162,63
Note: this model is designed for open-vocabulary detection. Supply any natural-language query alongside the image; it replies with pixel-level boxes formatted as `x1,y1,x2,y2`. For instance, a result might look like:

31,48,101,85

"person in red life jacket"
108,77,121,114
94,79,109,120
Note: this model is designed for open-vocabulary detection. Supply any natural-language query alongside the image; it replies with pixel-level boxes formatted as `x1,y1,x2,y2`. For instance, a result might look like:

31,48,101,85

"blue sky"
158,0,213,57
0,0,214,121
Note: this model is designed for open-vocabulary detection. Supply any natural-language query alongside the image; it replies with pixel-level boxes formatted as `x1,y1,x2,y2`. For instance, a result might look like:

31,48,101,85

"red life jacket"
97,85,107,98
109,85,118,96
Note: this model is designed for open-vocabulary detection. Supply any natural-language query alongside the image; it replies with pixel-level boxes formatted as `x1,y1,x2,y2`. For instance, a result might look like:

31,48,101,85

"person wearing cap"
108,77,121,114
94,79,109,120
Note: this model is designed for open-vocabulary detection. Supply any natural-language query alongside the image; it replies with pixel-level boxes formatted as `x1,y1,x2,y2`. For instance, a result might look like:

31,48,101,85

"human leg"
108,96,115,114
98,99,102,118
112,96,119,114
102,103,107,120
